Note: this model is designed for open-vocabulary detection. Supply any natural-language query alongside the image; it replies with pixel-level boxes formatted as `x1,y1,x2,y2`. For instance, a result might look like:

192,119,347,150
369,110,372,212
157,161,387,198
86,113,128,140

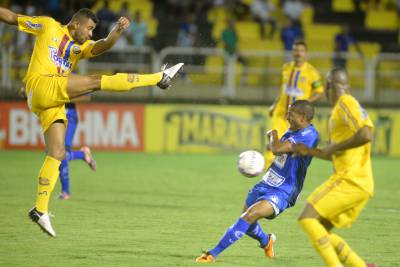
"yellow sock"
299,218,343,267
35,156,61,213
100,72,162,91
330,233,366,267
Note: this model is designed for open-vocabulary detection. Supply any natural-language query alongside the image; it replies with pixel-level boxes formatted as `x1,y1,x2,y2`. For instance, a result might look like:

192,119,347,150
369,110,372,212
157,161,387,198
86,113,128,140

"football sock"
209,218,250,258
66,150,85,161
100,73,162,91
246,222,269,248
299,218,342,267
330,233,365,267
35,156,61,213
59,158,70,194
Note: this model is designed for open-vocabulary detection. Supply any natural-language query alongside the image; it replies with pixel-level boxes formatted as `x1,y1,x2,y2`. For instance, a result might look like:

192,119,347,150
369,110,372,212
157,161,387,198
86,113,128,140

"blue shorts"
245,182,290,219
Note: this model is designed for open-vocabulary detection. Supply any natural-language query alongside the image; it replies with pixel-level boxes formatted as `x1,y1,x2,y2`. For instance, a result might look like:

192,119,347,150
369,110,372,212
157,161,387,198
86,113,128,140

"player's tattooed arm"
0,7,18,25
91,17,130,56
266,130,294,156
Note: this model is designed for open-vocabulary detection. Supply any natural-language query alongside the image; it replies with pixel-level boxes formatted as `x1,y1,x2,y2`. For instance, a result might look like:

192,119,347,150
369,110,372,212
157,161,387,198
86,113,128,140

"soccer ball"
237,150,265,178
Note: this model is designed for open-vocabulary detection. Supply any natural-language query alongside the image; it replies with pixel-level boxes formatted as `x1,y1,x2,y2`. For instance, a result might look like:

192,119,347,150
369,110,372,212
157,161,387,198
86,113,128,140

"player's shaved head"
328,67,349,86
71,8,98,24
290,100,314,122
326,67,350,106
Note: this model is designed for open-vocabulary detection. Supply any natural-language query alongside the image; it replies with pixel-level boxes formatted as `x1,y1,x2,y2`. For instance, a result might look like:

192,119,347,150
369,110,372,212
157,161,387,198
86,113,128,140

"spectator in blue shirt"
333,24,363,68
281,18,304,61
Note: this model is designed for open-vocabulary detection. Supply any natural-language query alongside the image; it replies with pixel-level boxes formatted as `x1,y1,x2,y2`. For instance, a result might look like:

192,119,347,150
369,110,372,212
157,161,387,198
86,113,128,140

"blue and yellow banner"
144,104,400,156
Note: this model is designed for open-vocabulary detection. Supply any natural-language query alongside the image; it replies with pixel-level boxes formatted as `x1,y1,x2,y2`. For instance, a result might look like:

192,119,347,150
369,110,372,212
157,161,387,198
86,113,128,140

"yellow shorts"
264,113,289,167
307,175,370,228
25,74,70,133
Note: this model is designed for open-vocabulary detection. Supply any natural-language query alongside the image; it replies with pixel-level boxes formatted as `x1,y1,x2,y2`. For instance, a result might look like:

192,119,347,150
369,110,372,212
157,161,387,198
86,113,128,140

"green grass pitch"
0,150,399,267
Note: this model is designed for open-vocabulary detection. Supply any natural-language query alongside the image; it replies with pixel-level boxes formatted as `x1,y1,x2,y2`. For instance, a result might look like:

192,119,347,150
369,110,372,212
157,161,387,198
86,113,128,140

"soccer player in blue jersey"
196,100,319,263
58,101,96,200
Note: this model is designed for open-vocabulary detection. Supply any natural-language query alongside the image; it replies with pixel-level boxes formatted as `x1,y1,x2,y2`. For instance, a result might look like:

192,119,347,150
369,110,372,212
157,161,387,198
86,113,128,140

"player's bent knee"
241,209,261,224
48,146,66,161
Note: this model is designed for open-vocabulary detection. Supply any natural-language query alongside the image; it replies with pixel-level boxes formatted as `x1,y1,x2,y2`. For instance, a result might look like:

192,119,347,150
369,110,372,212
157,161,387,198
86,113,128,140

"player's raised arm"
91,17,130,56
0,7,18,25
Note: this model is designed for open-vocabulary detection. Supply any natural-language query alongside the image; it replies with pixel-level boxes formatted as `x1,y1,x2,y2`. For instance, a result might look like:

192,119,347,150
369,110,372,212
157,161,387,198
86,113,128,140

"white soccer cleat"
28,207,56,237
157,63,184,89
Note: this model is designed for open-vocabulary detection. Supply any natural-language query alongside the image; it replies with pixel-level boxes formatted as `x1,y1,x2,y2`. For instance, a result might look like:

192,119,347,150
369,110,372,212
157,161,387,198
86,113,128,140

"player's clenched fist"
115,17,130,32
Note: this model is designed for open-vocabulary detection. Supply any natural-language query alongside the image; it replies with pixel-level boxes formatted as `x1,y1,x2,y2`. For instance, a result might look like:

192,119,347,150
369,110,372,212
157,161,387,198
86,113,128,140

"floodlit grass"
0,150,398,266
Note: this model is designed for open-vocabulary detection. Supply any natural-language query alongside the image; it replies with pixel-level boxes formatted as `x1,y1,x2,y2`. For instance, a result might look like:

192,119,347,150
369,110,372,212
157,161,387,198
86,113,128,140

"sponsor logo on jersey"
48,46,72,72
285,85,304,97
26,20,42,30
262,169,286,187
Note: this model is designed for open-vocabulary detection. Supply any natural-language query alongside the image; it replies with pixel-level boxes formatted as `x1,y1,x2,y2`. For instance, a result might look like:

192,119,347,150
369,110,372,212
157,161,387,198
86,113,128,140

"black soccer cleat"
157,63,184,89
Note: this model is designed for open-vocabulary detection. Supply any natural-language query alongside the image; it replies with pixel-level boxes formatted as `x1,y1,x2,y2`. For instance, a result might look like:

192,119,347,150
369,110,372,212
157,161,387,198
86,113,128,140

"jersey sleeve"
310,68,324,94
80,40,96,59
17,15,52,36
286,128,319,148
338,96,374,133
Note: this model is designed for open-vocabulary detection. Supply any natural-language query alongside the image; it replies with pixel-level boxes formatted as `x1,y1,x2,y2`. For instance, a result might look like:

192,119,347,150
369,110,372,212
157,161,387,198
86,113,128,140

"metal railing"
1,45,400,103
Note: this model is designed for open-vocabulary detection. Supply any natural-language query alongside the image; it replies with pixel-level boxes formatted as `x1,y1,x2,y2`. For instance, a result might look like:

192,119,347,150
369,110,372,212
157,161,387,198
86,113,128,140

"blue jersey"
261,124,319,207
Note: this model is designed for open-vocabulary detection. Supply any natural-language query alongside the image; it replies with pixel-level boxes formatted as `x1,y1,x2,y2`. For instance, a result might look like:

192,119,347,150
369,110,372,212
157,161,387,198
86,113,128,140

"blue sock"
66,150,85,161
209,218,250,258
59,158,70,194
246,222,269,248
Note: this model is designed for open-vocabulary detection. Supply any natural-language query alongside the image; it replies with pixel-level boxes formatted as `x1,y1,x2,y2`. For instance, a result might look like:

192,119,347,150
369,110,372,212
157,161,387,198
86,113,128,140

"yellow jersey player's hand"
114,17,130,33
92,17,130,56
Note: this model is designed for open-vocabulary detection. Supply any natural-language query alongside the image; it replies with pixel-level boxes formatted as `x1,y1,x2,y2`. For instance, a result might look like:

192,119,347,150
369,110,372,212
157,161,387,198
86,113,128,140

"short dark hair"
293,40,307,50
291,100,314,122
72,8,99,24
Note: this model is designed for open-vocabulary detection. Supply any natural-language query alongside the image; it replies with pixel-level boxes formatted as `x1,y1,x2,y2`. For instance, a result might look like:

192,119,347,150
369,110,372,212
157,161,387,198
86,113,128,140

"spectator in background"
282,0,304,28
333,24,363,68
129,10,148,47
221,19,248,90
177,13,197,48
96,0,116,38
127,10,148,67
176,13,198,83
251,0,277,39
281,17,304,61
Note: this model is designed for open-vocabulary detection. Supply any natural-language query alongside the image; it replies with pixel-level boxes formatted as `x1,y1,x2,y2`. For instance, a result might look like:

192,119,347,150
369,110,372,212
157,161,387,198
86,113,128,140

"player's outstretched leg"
100,63,184,91
196,200,275,262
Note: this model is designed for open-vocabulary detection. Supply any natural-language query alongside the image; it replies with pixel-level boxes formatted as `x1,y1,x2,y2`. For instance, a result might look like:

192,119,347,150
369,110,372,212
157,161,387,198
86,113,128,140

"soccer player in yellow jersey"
0,6,184,237
295,68,377,267
266,40,324,168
